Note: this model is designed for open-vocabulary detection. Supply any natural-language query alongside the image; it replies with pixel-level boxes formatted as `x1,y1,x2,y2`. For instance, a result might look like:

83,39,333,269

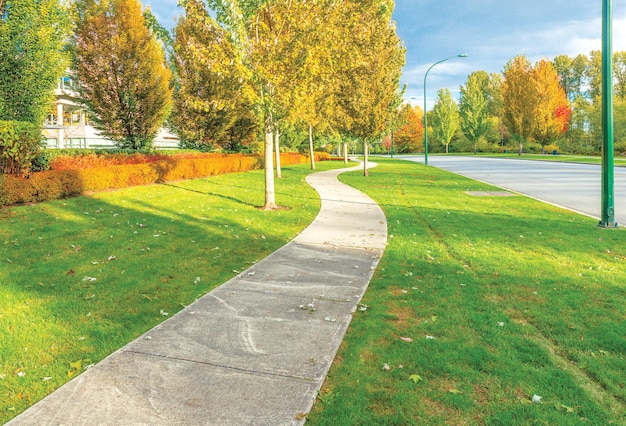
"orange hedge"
1,152,330,206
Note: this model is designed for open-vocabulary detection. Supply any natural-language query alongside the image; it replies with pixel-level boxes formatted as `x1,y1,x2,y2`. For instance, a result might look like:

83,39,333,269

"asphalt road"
399,155,626,226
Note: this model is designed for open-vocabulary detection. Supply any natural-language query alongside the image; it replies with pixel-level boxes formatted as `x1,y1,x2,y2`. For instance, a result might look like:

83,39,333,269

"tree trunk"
518,140,523,156
446,143,449,154
343,142,348,164
337,142,342,157
363,141,369,177
309,124,315,170
264,129,277,209
274,130,282,179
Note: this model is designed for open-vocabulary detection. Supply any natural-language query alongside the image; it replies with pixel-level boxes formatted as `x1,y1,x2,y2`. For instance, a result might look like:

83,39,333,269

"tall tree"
336,0,405,176
586,50,602,102
431,88,459,154
203,0,296,208
485,72,503,118
502,55,538,155
459,71,491,154
172,0,257,150
73,0,173,150
279,0,339,170
553,54,588,103
532,59,571,150
0,0,71,124
613,51,626,99
552,53,588,144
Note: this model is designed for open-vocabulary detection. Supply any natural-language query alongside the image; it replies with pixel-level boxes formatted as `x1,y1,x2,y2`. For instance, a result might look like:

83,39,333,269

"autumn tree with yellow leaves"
335,0,405,175
202,0,405,204
173,0,257,151
532,59,570,151
502,56,538,155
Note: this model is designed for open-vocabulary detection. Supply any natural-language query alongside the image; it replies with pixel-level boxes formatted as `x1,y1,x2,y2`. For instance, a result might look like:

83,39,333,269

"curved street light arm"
423,54,468,165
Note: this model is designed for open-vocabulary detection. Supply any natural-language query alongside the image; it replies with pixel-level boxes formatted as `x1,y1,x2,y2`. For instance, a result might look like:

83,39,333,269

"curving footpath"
7,163,387,425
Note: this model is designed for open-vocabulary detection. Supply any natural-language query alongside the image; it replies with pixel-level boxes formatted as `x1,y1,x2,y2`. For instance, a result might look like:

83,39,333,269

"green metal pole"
601,0,617,227
423,54,468,166
423,69,431,165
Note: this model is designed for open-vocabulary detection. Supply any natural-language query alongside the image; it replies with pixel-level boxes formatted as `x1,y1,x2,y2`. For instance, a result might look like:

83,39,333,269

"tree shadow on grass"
160,182,258,208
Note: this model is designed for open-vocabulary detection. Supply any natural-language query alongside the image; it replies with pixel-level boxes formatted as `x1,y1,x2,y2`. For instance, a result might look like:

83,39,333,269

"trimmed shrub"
1,151,328,206
0,170,84,205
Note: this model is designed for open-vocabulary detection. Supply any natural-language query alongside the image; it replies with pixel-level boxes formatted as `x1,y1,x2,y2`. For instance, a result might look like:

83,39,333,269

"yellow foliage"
0,152,327,206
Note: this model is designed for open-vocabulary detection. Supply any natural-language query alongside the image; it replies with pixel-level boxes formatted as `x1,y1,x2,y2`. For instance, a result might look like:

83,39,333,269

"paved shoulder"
8,163,387,426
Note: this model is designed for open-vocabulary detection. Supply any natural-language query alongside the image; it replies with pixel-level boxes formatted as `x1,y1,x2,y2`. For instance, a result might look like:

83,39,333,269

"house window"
58,76,75,91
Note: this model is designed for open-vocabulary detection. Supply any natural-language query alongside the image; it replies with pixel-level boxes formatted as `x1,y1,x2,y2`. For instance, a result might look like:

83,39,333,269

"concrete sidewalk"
8,163,387,425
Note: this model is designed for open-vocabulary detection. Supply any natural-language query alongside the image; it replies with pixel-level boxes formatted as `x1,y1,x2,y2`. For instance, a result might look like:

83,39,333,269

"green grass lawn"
3,158,625,425
0,160,349,423
307,159,626,425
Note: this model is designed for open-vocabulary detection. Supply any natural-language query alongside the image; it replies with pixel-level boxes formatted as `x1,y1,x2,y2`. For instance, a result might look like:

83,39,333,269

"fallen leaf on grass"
67,359,92,377
532,394,543,404
409,374,422,383
82,276,97,282
399,336,413,342
557,403,575,413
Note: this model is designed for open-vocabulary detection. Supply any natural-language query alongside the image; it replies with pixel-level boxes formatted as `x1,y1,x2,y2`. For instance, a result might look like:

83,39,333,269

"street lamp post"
423,54,468,165
601,0,617,227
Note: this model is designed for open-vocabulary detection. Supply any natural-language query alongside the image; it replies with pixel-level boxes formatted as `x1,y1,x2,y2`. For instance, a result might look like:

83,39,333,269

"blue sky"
143,0,626,110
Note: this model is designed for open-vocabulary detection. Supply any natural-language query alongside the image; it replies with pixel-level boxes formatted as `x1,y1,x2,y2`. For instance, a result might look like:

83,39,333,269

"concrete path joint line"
120,349,319,384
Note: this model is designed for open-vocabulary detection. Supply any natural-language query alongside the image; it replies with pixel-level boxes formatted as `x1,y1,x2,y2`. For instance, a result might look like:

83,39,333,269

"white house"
42,73,179,150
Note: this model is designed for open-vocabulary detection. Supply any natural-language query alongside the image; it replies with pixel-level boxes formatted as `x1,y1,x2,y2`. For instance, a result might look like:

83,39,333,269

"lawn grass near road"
307,159,626,425
0,161,350,423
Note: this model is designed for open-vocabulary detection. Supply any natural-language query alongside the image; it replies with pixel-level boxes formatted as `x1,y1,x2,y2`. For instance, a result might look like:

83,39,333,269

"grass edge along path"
306,158,626,425
0,161,350,423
